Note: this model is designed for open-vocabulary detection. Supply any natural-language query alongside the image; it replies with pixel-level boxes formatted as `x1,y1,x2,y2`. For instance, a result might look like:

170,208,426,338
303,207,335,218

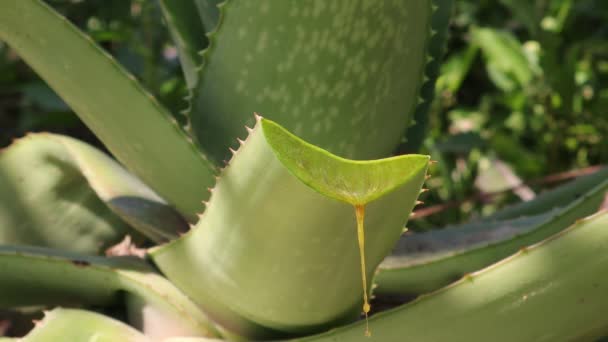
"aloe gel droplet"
355,204,371,337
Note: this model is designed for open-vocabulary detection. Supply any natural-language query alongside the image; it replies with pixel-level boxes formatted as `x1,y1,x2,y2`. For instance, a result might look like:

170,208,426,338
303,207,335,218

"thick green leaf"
0,246,220,340
0,0,216,221
374,168,608,295
399,0,454,153
0,134,130,254
482,167,608,221
54,134,189,243
296,210,608,341
23,308,148,342
159,0,207,89
193,0,223,33
0,134,187,250
150,118,429,339
190,0,440,163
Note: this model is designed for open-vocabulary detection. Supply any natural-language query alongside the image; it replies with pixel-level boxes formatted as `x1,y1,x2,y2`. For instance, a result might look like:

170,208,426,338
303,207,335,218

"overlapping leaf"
0,246,220,340
0,0,216,221
296,210,608,341
399,0,454,153
22,308,148,342
374,168,608,295
159,0,208,89
189,0,441,163
151,117,429,339
0,134,187,253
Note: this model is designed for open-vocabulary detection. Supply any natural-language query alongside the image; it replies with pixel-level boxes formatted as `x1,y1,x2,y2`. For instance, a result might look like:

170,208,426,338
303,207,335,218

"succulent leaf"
482,167,608,221
150,117,429,339
0,135,132,254
189,0,441,163
193,0,223,34
398,0,454,153
374,167,608,295
0,245,220,339
296,210,608,341
23,308,149,342
159,0,208,89
0,134,187,250
0,0,217,221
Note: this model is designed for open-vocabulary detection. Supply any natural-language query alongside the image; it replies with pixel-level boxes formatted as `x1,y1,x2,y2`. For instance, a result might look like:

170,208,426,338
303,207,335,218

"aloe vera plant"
1,0,607,341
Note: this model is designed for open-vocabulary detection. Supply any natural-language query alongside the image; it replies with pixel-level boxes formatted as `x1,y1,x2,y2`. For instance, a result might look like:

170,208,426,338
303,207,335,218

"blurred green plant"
412,0,608,229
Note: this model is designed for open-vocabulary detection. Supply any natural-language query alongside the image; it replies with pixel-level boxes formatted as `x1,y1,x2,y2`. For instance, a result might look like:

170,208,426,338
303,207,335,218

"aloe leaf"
399,0,454,153
263,120,429,206
53,135,189,243
159,0,207,89
482,167,608,221
150,117,429,339
0,0,216,221
297,210,608,341
23,308,149,342
189,0,444,163
193,0,223,33
314,210,608,340
374,169,608,295
0,245,220,340
0,134,132,254
0,134,187,250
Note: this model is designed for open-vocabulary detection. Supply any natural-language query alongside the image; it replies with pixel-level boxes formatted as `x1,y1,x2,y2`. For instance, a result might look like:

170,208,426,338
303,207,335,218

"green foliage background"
417,0,607,228
0,0,606,229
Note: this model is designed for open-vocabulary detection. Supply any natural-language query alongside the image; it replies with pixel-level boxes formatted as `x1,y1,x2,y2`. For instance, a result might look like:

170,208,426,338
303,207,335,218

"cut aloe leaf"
189,0,444,163
374,170,608,295
263,120,430,206
0,245,220,340
23,308,149,342
0,134,187,251
0,0,216,221
150,117,429,339
297,210,608,341
159,0,207,89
